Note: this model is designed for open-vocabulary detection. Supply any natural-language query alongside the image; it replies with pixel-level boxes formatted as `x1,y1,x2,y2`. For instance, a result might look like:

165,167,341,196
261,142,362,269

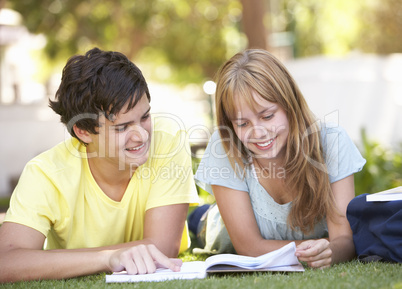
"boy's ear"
73,125,93,144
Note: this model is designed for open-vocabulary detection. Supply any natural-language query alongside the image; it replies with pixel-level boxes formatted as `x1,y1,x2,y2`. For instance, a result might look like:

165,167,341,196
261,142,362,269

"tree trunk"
240,0,270,50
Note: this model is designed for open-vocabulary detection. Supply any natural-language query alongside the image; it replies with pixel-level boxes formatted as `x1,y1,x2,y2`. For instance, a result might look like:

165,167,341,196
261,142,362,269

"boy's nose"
129,125,149,143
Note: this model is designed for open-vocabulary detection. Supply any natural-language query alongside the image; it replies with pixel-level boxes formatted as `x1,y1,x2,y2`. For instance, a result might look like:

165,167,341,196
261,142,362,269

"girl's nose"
250,125,268,139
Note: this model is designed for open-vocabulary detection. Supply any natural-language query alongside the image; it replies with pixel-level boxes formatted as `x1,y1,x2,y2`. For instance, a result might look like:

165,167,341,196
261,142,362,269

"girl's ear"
73,125,93,144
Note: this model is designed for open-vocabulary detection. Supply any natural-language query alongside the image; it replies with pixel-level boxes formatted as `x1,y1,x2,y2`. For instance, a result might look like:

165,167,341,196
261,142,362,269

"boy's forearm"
54,237,180,257
52,238,153,252
0,248,112,283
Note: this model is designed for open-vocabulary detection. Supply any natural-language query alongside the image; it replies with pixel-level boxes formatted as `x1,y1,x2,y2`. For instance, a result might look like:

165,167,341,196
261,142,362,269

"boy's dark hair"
49,47,151,142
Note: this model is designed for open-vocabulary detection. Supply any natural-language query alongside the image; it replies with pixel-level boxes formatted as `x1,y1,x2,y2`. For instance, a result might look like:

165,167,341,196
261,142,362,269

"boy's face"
88,94,152,171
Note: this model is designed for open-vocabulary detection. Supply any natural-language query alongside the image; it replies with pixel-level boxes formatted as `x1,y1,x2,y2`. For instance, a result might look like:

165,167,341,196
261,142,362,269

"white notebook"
106,242,304,283
366,186,402,202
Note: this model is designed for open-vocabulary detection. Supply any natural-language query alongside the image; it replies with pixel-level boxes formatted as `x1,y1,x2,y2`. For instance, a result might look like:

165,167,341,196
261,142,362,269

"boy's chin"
124,154,149,169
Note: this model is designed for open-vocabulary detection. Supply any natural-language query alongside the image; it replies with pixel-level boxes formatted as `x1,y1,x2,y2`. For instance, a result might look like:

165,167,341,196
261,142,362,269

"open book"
106,242,304,283
366,186,402,202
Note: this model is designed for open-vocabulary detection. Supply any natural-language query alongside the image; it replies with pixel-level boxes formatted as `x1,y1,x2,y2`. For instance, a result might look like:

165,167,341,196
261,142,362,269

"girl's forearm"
233,238,303,257
329,235,356,264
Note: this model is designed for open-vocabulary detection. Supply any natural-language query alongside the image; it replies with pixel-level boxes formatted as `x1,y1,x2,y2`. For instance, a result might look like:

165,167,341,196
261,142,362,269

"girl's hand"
295,239,332,269
107,244,182,275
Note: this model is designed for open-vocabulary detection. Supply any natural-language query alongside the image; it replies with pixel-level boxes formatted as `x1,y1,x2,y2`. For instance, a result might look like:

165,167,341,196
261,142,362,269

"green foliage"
354,129,402,196
0,198,9,212
278,0,362,57
7,0,244,84
6,0,402,84
356,0,402,54
279,0,402,57
191,154,215,205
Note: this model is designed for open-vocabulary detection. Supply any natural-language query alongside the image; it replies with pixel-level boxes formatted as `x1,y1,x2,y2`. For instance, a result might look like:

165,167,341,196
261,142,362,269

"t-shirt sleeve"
194,130,249,195
145,120,199,210
4,161,59,237
321,124,366,183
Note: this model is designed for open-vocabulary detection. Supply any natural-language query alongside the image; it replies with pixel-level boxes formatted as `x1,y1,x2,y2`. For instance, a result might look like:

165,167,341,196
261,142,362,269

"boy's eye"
115,125,127,132
141,114,150,121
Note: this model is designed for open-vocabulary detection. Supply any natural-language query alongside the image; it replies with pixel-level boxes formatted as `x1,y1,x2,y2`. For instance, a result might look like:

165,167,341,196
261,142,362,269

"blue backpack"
347,194,402,263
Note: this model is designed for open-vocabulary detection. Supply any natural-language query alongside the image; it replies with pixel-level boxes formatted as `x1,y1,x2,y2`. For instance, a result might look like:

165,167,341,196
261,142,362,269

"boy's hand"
107,244,182,275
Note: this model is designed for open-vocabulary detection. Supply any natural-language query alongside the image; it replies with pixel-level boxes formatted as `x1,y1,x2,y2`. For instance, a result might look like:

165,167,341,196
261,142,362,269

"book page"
206,263,304,273
366,186,402,202
105,242,304,283
105,261,206,283
204,253,262,269
204,242,301,270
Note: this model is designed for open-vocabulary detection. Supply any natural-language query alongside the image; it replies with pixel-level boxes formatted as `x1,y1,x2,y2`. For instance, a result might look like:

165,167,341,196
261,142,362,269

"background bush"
354,129,402,195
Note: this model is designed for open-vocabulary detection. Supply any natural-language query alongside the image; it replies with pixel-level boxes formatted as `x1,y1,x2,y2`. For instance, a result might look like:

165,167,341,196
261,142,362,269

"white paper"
105,242,304,283
204,242,300,270
366,186,402,202
105,262,206,283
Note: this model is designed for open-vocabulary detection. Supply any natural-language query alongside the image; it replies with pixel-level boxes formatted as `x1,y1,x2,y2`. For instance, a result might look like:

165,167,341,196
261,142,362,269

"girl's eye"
236,122,248,128
263,114,274,120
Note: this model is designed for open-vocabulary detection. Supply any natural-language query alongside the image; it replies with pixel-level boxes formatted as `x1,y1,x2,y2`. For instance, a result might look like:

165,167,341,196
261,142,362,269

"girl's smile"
253,136,277,150
231,91,289,161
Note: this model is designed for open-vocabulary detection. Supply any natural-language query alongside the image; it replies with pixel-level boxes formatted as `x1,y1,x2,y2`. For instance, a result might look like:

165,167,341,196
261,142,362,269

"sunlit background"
0,0,401,197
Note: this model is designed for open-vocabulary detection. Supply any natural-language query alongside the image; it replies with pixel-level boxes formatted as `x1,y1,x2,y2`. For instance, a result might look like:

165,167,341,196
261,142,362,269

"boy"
0,48,198,282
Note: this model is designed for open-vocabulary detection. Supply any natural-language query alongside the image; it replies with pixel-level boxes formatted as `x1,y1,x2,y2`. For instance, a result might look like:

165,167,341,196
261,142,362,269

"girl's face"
230,91,289,161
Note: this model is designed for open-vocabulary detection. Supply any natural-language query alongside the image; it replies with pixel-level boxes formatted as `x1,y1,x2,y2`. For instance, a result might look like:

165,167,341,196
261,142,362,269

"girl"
194,49,366,269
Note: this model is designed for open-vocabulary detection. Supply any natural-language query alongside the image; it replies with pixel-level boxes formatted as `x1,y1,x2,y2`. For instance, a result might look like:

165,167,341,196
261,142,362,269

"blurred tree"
240,0,269,50
280,0,402,57
7,0,401,83
281,0,361,57
6,0,245,83
356,0,402,54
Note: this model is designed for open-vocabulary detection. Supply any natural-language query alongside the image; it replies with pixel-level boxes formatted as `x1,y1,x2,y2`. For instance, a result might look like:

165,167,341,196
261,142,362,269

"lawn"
0,257,401,289
1,197,401,289
0,198,9,213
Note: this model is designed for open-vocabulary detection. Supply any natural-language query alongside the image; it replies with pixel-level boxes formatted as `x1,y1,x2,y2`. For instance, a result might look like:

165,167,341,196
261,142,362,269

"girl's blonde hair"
215,49,336,234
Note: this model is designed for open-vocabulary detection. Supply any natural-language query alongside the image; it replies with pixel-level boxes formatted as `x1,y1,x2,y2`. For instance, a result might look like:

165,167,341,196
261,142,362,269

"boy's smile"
87,94,152,171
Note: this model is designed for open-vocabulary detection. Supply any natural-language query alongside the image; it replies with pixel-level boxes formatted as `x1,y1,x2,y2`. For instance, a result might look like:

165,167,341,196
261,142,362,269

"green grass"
0,259,401,289
0,198,9,212
1,200,402,288
1,198,402,289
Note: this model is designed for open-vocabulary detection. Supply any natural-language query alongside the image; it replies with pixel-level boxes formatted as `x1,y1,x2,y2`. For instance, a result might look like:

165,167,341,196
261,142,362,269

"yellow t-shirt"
5,116,199,253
